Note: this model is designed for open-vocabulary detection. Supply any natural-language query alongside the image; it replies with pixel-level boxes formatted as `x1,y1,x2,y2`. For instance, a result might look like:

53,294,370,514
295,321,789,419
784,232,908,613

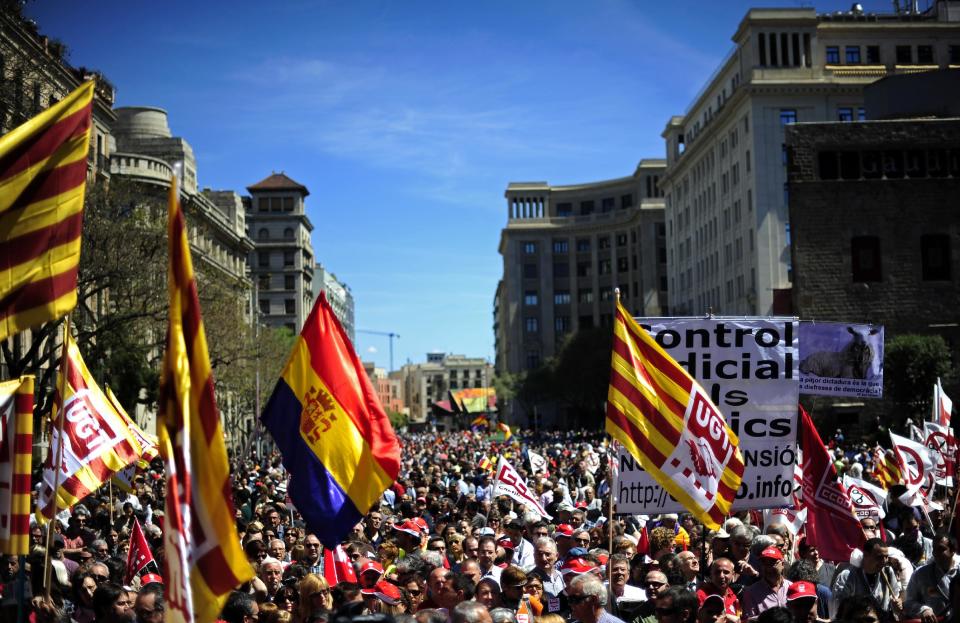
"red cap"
360,560,384,576
393,520,421,537
575,501,587,509
553,524,575,539
560,557,597,576
760,546,784,561
787,581,817,601
497,536,516,550
412,517,429,533
698,593,724,609
361,580,401,605
140,573,164,585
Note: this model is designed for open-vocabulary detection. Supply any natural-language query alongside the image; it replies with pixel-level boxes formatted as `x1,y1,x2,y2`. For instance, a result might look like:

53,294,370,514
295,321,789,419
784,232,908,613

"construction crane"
357,329,400,372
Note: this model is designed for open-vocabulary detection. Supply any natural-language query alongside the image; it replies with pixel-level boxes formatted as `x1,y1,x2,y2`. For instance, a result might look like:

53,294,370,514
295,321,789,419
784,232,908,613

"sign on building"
798,322,883,398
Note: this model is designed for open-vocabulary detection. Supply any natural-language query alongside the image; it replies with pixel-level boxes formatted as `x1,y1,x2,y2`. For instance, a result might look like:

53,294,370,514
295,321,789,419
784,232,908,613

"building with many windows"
400,352,494,426
246,173,315,333
660,1,960,316
495,160,668,424
363,361,405,416
313,262,355,345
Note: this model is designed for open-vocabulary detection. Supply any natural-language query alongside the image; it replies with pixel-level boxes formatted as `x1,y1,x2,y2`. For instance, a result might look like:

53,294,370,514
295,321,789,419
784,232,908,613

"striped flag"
606,300,744,529
497,421,513,441
872,446,901,488
0,375,33,555
261,292,401,548
106,386,158,493
37,331,142,520
0,81,94,342
934,378,953,427
323,544,358,585
159,174,253,623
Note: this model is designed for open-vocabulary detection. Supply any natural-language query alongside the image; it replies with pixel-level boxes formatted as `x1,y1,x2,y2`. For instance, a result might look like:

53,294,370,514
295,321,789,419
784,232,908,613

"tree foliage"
884,333,955,420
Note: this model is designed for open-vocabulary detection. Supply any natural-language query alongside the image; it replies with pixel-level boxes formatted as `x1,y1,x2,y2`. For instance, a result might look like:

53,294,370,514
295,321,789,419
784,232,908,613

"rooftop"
247,172,310,196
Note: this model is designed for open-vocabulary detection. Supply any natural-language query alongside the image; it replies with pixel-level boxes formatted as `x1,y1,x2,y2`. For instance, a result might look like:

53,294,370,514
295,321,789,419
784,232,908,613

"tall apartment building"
313,262,355,345
661,1,960,316
246,173,316,332
495,160,668,422
400,353,494,426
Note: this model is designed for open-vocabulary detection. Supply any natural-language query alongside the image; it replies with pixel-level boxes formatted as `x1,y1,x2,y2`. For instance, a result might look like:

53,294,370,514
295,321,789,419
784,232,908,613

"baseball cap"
393,520,421,538
141,573,164,586
553,524,575,539
412,517,429,533
497,536,516,551
760,546,784,561
360,560,384,577
698,593,725,609
476,527,496,536
712,529,730,539
560,557,597,576
361,580,401,605
787,581,817,601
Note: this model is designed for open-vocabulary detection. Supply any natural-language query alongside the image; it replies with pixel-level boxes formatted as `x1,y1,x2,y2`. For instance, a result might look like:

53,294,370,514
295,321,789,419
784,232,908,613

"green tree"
884,333,955,423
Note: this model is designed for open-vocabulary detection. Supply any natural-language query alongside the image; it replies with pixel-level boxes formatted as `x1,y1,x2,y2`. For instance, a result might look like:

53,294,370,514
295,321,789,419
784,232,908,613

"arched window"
284,228,294,240
258,228,269,240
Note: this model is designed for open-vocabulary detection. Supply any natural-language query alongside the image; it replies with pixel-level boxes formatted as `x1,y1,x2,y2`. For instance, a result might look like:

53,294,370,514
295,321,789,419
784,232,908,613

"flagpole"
608,289,622,590
109,480,115,526
43,314,71,599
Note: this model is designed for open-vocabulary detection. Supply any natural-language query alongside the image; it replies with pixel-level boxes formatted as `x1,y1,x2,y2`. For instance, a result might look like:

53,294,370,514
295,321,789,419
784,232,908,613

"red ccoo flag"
800,406,865,562
124,518,159,584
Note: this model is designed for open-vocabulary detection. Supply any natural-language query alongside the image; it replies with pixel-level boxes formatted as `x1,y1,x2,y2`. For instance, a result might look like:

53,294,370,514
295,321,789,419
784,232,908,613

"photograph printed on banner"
798,322,883,398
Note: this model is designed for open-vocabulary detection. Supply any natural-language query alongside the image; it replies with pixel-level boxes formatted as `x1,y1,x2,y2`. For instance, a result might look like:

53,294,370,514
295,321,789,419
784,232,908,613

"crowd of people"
2,428,958,623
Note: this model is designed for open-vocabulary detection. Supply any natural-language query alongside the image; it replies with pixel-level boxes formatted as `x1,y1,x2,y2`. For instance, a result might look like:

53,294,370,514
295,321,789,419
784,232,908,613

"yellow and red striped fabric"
37,331,142,520
158,175,252,623
606,300,744,529
0,81,94,341
0,375,33,555
105,386,158,492
873,447,902,488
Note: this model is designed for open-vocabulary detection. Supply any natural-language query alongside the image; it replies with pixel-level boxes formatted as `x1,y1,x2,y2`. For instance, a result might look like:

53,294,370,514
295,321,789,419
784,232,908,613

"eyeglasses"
575,538,591,545
305,543,321,549
566,594,590,605
407,589,422,597
92,574,110,583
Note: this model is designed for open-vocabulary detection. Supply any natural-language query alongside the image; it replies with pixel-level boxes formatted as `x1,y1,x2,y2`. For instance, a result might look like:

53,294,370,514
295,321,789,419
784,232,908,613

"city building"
495,160,668,424
660,1,960,316
246,173,316,333
400,352,494,427
363,361,405,416
787,70,960,415
313,262,355,345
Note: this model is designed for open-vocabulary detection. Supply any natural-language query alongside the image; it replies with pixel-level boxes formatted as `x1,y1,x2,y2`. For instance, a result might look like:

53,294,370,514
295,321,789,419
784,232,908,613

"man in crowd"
903,532,958,622
655,586,698,623
504,516,534,569
567,572,627,623
831,537,902,620
477,535,502,582
677,551,700,592
785,581,819,623
258,557,284,600
698,559,741,618
529,537,565,597
134,584,164,623
742,547,792,621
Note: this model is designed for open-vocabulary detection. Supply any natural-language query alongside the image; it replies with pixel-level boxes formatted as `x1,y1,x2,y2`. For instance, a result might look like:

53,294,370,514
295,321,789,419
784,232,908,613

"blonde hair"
537,615,566,623
297,573,332,619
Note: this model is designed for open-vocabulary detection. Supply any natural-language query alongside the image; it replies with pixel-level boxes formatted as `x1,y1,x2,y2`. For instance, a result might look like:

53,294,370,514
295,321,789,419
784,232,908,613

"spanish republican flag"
498,422,513,441
261,292,401,548
606,300,744,529
0,375,33,556
0,81,94,342
159,175,253,623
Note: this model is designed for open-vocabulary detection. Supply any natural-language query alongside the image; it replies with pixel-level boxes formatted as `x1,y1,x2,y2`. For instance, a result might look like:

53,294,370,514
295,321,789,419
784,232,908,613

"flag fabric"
260,292,401,549
762,507,807,535
37,332,142,520
910,424,925,443
478,456,494,471
498,422,513,441
471,415,489,430
0,81,94,342
872,446,902,488
528,450,548,475
934,378,953,427
890,432,934,495
323,544,358,585
124,518,159,584
800,407,865,562
106,387,159,492
922,421,955,486
158,175,253,623
492,457,552,519
606,299,744,529
0,375,33,555
843,475,888,520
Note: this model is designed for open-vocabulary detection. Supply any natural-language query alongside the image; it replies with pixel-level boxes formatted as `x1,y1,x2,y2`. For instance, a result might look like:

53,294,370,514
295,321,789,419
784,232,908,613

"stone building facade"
400,353,494,426
313,262,355,345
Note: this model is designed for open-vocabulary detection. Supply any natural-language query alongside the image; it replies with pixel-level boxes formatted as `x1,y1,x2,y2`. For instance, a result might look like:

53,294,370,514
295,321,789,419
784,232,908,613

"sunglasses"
92,574,110,583
567,594,591,605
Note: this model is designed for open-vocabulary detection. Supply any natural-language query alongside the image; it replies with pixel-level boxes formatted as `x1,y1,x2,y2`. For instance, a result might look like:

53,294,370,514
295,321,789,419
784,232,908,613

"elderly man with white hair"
567,573,628,623
258,557,284,600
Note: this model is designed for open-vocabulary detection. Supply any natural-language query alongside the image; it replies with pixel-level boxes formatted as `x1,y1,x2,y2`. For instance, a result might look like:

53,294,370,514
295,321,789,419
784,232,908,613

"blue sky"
28,0,892,372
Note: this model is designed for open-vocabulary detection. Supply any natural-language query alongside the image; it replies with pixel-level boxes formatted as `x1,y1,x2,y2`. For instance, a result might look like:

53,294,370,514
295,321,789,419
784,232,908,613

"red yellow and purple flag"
261,292,401,548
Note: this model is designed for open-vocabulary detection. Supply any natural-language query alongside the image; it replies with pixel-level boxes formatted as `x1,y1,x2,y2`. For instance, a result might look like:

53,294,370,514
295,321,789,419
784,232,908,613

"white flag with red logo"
890,432,934,496
934,378,953,427
762,506,807,534
493,456,552,519
842,475,887,520
923,421,955,486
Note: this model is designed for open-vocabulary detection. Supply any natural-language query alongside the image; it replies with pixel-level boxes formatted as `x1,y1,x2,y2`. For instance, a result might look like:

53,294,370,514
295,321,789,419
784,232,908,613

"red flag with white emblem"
125,518,158,584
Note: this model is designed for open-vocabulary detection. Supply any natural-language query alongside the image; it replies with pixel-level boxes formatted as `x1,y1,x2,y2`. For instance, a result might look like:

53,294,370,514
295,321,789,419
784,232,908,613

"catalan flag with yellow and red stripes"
37,331,143,520
0,375,33,555
159,174,253,623
0,81,94,342
873,446,902,489
606,300,744,529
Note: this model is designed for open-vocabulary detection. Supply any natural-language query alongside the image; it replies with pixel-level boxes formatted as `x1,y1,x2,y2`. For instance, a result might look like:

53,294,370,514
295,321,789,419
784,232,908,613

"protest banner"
617,317,798,514
798,322,883,398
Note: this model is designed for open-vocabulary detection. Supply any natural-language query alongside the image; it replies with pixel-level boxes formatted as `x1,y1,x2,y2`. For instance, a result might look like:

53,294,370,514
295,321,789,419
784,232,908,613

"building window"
524,317,539,333
259,299,270,314
285,299,295,314
284,251,295,266
857,107,867,121
258,251,270,267
896,45,912,64
621,194,634,208
525,352,540,370
284,275,295,290
524,291,538,306
554,291,571,305
838,107,854,122
556,202,573,217
950,45,960,64
580,200,595,215
601,197,615,212
866,45,881,64
259,198,270,212
523,241,537,254
284,227,295,240
258,275,270,291
553,239,569,253
780,109,797,125
576,238,591,253
616,233,627,247
576,262,591,277
553,262,569,277
598,236,610,249
283,197,294,211
825,46,840,64
271,197,282,212
578,289,594,304
851,236,882,282
617,257,629,271
258,228,270,240
759,33,768,65
600,287,612,301
845,46,861,64
921,234,951,281
917,45,934,64
598,259,612,275
523,263,538,279
555,316,570,333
